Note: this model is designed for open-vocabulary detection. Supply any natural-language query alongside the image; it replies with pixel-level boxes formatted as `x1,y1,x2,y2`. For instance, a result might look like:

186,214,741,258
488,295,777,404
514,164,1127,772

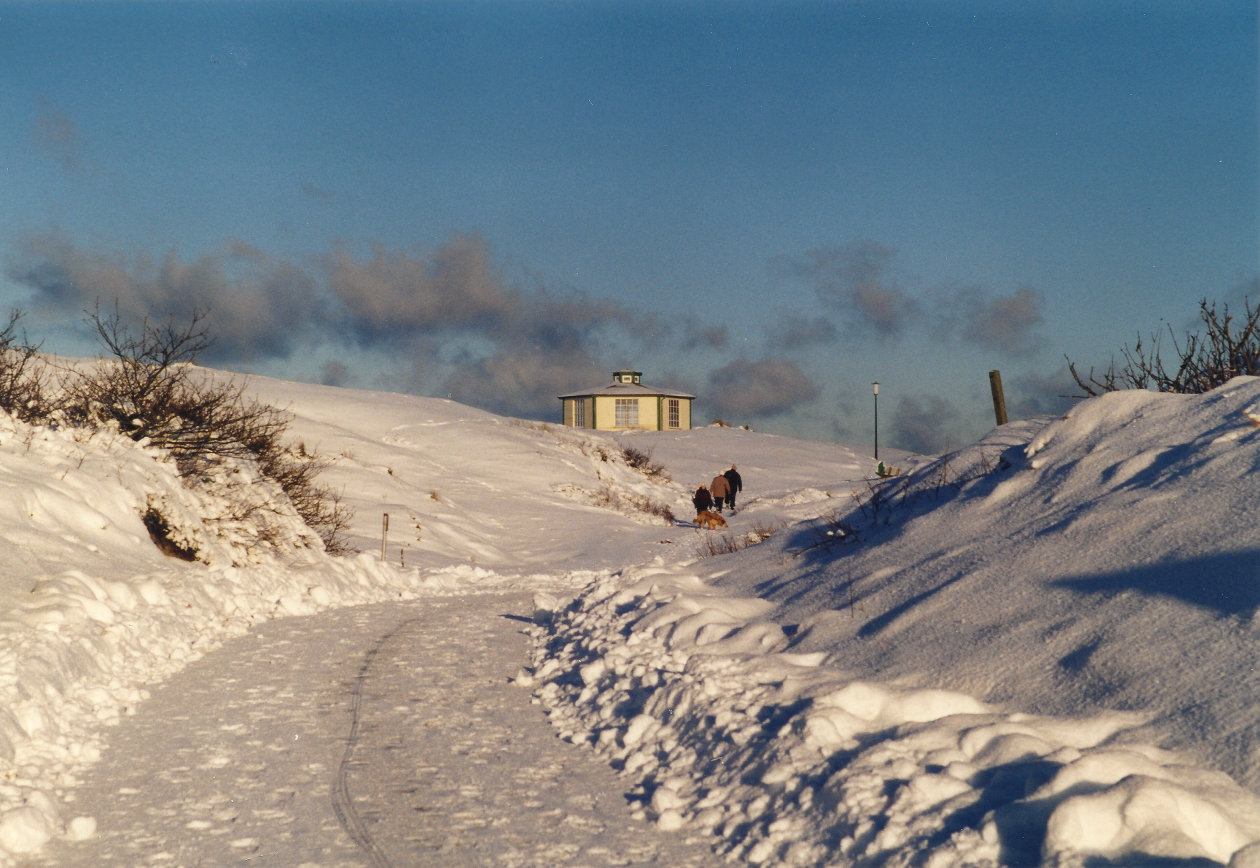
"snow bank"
0,413,498,860
0,373,801,863
7,369,1260,866
529,564,1260,866
529,379,1260,867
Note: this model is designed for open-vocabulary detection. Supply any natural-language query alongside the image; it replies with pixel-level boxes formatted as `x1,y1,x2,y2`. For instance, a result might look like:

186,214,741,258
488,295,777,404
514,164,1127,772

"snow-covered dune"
2,371,1260,866
0,371,857,861
527,378,1260,866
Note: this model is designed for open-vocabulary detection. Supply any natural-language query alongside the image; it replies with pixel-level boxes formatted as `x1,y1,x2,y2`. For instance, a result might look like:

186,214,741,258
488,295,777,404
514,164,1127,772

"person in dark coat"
692,484,712,516
708,473,730,513
723,464,743,512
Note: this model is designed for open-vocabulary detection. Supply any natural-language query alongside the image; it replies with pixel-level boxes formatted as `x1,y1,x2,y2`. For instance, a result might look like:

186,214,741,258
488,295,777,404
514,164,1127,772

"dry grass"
697,520,782,557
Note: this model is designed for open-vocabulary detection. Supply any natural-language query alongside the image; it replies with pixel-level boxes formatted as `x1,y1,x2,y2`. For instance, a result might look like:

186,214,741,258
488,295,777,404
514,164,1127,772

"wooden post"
381,513,389,561
989,370,1008,426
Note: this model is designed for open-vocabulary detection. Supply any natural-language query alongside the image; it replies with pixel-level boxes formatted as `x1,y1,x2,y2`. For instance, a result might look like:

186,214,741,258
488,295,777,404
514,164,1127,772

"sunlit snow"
3,371,1260,866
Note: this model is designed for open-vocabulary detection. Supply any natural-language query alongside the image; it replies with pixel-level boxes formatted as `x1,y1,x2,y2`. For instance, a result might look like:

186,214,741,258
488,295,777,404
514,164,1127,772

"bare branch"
66,304,354,552
1065,298,1260,395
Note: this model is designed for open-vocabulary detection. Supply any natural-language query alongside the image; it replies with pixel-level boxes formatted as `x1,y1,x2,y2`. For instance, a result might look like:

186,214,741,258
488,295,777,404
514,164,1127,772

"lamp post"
872,381,879,461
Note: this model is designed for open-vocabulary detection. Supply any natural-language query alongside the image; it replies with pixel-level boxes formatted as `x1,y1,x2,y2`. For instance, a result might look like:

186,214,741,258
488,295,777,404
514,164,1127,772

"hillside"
533,379,1260,866
1,372,1259,865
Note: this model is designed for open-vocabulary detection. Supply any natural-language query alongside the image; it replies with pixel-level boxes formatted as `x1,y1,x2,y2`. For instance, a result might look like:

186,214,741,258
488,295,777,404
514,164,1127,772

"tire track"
332,618,420,868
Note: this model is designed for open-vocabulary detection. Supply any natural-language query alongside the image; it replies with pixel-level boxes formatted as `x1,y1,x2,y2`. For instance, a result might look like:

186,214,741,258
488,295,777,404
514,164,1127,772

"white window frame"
615,398,639,428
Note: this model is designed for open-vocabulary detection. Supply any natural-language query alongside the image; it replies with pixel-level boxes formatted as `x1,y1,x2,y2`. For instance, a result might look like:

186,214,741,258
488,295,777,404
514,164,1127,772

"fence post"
989,370,1008,426
381,513,389,561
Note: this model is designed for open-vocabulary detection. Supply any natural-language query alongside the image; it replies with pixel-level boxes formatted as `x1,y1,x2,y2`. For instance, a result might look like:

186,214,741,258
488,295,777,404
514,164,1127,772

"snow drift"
528,378,1260,866
1,371,1259,866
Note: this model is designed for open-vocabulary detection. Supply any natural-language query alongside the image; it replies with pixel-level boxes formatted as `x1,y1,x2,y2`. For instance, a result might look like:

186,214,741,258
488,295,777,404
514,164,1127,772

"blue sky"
1,0,1256,452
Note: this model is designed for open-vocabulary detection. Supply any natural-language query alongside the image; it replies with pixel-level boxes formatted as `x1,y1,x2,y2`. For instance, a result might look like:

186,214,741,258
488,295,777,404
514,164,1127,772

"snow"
2,370,1260,865
34,594,719,866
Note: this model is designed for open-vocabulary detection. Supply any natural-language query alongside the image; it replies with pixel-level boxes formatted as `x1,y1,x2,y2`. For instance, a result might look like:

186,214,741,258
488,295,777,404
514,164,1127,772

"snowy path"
29,593,720,867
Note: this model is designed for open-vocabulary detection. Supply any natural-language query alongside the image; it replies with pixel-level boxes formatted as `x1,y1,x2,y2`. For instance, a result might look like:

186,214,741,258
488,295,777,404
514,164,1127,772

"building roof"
558,375,695,401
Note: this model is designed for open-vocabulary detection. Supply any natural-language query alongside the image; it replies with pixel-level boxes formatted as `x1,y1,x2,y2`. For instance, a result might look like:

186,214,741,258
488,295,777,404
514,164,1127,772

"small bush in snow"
0,310,51,423
852,476,912,525
591,485,675,526
850,448,1006,528
698,521,782,557
65,305,353,553
254,439,354,554
794,512,861,557
621,446,670,482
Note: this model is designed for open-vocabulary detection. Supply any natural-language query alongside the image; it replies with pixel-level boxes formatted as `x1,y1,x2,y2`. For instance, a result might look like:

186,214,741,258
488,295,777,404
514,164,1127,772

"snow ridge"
4,372,1260,866
529,564,1260,866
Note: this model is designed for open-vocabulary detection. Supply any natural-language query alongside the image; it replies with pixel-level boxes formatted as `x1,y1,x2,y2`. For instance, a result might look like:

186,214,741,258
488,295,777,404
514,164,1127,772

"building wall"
664,396,691,430
593,395,659,430
562,397,594,428
561,395,691,431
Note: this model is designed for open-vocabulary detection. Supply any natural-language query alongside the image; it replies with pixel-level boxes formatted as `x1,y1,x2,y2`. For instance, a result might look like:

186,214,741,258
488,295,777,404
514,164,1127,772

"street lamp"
872,382,879,461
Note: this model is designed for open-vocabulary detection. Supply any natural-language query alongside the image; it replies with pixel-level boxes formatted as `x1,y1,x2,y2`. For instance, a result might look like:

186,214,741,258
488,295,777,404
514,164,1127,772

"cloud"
944,285,1045,354
6,232,321,362
6,230,671,422
773,240,918,337
680,318,728,350
1008,367,1081,419
704,358,819,420
518,287,659,353
327,233,519,343
442,347,606,421
319,360,353,388
773,242,1047,355
889,394,969,455
320,236,667,419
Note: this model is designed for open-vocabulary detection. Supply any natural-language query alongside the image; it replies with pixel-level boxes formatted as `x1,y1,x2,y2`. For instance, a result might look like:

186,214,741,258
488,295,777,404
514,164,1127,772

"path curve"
29,593,719,867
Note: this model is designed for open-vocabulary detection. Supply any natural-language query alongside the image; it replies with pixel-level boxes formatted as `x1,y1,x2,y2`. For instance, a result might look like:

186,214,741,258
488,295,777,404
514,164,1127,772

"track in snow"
31,593,719,867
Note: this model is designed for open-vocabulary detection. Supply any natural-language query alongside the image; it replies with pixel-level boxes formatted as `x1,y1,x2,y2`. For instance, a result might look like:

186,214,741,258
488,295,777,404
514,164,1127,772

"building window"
574,400,586,428
667,399,680,429
615,398,639,427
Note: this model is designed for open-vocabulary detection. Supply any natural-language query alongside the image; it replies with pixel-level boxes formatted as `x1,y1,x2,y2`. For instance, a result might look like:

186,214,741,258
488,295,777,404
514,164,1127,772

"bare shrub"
817,512,861,546
698,533,743,557
1067,297,1260,396
0,310,50,422
591,484,675,525
64,305,283,457
67,304,353,552
787,510,862,559
253,439,354,554
747,520,782,543
854,448,1005,527
647,500,676,525
697,520,782,557
852,476,912,525
622,446,670,481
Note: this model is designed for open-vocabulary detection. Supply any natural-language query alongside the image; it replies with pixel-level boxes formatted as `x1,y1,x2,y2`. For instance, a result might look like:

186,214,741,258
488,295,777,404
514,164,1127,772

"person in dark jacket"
723,464,743,512
692,484,712,516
